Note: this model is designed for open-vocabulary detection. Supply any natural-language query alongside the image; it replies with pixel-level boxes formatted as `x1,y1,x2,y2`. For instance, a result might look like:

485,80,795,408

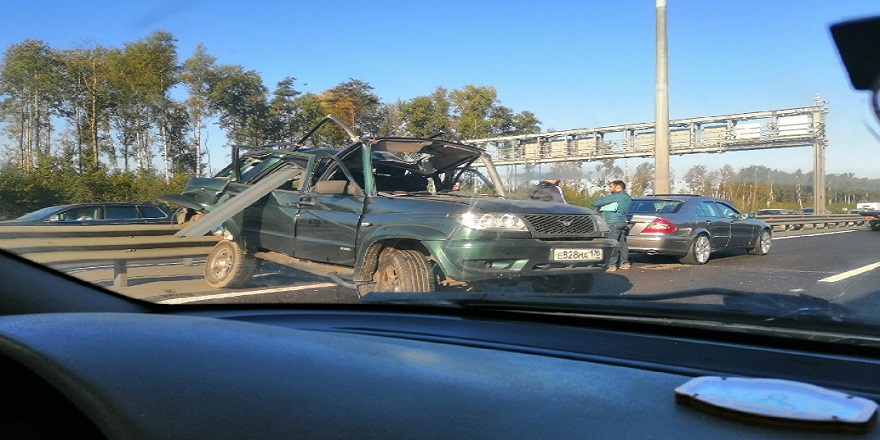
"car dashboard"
0,250,879,439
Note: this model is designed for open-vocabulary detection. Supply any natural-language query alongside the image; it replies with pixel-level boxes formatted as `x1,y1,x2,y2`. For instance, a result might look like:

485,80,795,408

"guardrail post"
113,260,128,288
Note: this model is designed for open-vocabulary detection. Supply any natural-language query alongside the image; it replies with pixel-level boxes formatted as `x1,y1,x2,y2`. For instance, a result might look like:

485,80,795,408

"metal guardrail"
755,214,868,231
0,224,219,288
0,214,870,288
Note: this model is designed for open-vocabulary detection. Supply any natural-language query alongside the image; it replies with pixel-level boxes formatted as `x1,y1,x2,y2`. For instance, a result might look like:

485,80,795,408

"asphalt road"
68,225,880,322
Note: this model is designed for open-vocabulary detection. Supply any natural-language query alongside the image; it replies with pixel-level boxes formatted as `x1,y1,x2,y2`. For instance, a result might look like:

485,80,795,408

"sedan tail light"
642,217,677,234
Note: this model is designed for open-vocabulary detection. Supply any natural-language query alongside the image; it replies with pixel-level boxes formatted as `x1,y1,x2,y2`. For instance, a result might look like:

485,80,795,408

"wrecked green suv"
162,117,616,294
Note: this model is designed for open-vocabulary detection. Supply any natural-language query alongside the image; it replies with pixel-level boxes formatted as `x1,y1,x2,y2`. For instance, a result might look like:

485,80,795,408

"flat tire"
369,249,435,293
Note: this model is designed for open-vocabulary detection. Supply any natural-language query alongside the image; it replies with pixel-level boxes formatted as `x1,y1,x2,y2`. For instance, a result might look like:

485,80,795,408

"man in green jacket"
591,180,632,271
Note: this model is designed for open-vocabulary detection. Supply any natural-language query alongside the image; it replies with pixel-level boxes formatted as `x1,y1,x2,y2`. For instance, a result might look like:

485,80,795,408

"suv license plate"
552,248,603,261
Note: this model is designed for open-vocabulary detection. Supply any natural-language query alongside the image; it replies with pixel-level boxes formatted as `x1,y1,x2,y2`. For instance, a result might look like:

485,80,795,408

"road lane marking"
157,282,338,304
819,262,880,283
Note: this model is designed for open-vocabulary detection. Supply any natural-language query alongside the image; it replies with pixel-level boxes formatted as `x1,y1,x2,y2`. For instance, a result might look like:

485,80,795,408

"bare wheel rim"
695,236,711,263
375,263,401,291
209,247,234,281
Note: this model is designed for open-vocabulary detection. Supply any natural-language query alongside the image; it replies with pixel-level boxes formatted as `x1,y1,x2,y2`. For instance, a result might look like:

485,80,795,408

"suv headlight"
457,212,528,231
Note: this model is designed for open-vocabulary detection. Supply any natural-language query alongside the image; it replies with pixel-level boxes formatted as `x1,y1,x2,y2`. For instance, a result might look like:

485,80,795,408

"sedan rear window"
104,206,139,220
139,205,168,219
630,200,683,214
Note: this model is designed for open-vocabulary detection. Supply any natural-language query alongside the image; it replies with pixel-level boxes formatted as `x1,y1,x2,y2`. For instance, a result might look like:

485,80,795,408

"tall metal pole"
812,107,827,213
654,0,671,194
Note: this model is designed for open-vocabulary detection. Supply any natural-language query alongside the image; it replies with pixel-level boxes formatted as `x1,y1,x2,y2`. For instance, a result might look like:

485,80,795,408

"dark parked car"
626,195,772,264
0,203,175,225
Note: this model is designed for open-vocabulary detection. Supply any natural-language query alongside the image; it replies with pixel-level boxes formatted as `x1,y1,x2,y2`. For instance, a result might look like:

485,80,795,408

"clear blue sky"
2,1,879,178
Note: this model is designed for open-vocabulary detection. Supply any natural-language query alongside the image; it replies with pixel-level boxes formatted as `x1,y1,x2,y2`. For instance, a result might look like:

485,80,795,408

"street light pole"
654,0,671,194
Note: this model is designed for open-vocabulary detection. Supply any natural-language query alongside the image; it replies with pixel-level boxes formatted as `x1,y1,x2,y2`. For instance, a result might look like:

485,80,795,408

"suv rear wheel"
205,240,258,289
680,234,711,265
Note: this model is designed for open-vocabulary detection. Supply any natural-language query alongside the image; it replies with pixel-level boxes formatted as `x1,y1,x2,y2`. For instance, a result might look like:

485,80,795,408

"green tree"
683,164,713,195
449,85,498,139
265,77,336,144
58,45,115,169
510,110,541,135
485,106,541,136
267,76,302,143
397,87,451,138
715,164,736,200
180,43,216,176
591,159,622,189
317,78,383,143
290,92,327,145
443,85,540,140
631,162,654,196
377,101,406,137
108,31,179,173
160,101,192,176
0,40,64,169
208,64,270,147
737,165,774,211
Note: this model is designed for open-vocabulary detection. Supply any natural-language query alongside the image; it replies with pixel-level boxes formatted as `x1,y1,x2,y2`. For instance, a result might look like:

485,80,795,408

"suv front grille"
523,214,597,237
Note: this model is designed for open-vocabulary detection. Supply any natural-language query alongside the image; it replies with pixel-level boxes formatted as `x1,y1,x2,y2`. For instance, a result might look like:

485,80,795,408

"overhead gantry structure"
468,105,828,211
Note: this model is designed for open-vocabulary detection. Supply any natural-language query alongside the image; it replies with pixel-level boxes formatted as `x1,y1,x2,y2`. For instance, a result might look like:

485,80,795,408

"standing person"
591,180,632,271
527,179,566,203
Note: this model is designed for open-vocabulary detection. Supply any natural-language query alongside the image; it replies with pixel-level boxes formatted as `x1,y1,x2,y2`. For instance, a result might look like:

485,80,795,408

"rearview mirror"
831,16,880,123
831,16,880,91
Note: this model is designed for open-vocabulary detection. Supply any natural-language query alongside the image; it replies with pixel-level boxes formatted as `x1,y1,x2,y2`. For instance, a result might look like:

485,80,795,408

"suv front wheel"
366,248,435,293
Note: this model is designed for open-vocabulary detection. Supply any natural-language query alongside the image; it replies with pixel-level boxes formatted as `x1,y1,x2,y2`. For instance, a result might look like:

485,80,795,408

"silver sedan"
626,195,772,265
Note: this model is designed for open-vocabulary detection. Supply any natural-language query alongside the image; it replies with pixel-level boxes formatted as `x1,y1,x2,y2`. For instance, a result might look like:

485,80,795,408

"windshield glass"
2,2,880,343
13,206,64,221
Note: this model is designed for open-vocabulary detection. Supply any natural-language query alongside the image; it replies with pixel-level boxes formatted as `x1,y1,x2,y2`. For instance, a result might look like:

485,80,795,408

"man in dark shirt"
528,179,566,203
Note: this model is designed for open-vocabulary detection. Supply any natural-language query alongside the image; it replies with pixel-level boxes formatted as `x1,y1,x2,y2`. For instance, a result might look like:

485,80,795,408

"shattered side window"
214,156,266,180
275,163,306,192
239,155,312,190
270,159,310,192
241,156,282,182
